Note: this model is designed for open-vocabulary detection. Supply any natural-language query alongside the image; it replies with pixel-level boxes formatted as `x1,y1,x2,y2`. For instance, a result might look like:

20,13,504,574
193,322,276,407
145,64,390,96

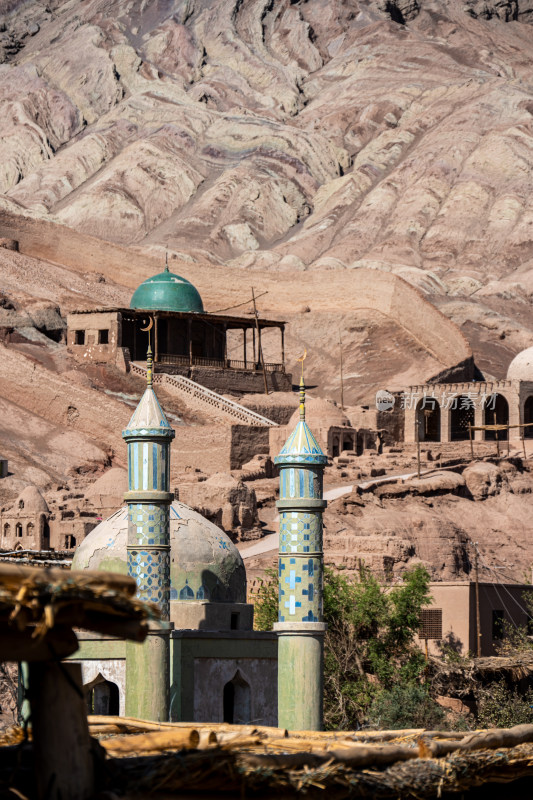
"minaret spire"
274,353,327,731
122,338,175,722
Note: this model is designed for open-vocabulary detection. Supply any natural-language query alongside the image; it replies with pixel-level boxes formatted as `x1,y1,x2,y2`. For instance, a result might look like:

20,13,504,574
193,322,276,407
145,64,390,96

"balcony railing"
158,354,284,372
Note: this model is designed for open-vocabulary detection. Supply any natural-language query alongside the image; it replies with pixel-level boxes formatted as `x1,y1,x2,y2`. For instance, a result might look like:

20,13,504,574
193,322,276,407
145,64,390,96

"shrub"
368,684,446,730
477,680,533,728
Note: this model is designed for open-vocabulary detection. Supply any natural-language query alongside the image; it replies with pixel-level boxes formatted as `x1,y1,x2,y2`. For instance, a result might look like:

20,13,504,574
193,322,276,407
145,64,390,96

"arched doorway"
86,679,120,716
450,396,475,441
484,394,509,441
416,398,441,442
332,435,340,458
223,670,251,725
524,396,533,439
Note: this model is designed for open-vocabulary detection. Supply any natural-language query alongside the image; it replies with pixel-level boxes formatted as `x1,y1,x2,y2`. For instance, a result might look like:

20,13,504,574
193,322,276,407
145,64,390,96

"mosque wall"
171,631,277,726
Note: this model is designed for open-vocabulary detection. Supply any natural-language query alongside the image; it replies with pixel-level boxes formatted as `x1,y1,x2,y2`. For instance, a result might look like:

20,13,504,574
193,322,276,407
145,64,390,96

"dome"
130,268,204,314
507,347,533,381
13,486,49,514
72,500,246,604
287,396,351,429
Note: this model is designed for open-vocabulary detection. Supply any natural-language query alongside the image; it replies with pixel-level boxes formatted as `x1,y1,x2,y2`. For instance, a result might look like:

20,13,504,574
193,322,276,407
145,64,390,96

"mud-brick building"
269,396,359,461
0,485,98,553
66,267,291,395
401,347,533,444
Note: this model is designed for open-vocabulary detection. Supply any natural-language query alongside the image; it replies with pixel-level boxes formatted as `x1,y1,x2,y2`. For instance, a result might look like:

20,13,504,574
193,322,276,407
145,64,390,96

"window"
27,522,34,536
230,612,240,630
419,609,443,640
98,329,109,345
74,330,85,345
492,610,505,640
3,523,10,538
64,535,76,549
15,523,22,538
18,500,24,509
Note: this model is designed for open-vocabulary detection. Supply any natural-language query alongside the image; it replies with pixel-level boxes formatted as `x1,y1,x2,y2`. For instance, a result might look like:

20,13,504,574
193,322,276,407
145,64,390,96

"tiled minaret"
274,375,328,730
122,345,175,721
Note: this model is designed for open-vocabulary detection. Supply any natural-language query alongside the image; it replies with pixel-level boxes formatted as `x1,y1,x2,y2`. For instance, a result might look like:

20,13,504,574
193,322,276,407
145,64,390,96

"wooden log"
87,715,286,738
102,728,201,755
0,563,137,595
419,723,533,759
0,623,78,662
28,661,94,800
324,743,418,767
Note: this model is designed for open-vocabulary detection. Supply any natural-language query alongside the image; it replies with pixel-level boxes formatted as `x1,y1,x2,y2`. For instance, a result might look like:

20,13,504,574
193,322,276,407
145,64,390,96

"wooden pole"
339,330,344,411
154,314,159,364
468,423,474,460
243,328,247,367
28,661,94,800
493,411,500,457
523,429,527,462
252,287,269,395
474,544,482,658
416,422,421,479
281,325,285,373
188,318,193,367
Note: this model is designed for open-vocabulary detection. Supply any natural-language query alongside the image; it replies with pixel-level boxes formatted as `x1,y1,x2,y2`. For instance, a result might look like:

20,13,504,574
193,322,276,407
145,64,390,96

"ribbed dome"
130,268,204,314
72,501,246,604
507,347,533,381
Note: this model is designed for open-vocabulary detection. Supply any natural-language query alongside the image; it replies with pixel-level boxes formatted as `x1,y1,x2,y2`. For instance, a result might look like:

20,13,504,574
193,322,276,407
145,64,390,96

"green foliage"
477,680,533,728
253,567,278,631
495,591,533,656
254,561,433,729
368,684,446,731
323,564,431,728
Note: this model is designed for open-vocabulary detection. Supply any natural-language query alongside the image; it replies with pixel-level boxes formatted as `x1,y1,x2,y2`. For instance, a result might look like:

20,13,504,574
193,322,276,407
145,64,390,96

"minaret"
274,372,328,730
122,344,175,721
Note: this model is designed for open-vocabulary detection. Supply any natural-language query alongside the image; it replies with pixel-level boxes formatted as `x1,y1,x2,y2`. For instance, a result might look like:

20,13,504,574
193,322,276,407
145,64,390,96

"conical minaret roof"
122,346,174,440
274,377,328,466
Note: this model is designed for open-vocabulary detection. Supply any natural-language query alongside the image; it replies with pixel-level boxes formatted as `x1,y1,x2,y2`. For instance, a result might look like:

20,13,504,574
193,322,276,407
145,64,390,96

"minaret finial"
146,343,153,387
297,349,307,420
165,251,169,273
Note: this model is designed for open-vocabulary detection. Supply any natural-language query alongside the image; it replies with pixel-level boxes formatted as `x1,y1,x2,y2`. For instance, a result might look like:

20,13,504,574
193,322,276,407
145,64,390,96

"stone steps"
130,363,277,427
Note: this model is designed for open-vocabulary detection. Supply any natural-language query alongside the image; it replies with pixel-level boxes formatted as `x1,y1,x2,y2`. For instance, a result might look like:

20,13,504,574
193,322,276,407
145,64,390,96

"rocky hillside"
2,0,533,386
2,1,533,504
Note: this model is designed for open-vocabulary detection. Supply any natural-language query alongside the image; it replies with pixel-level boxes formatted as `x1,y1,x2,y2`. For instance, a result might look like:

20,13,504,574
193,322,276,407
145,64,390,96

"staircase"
130,363,278,427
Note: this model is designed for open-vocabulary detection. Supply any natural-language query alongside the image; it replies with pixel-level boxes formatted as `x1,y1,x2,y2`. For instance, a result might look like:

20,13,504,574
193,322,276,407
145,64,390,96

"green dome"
130,268,204,313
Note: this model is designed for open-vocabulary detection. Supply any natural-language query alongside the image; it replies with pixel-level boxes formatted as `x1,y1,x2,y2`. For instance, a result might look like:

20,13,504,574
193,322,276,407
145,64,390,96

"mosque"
69,341,327,728
66,264,291,395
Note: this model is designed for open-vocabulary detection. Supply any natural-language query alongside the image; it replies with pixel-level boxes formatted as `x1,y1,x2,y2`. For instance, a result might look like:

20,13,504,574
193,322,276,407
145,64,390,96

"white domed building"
401,347,533,444
69,371,277,724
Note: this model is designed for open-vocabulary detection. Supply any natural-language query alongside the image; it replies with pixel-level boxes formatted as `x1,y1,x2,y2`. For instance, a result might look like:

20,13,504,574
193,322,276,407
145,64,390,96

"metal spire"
297,350,307,421
146,343,153,387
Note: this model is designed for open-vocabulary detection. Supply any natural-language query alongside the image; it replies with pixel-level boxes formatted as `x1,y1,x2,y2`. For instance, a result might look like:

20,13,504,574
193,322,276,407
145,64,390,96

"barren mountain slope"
2,0,533,382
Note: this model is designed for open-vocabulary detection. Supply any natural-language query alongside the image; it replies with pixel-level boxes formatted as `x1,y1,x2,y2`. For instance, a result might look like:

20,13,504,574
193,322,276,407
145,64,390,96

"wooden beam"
28,661,94,800
0,623,78,662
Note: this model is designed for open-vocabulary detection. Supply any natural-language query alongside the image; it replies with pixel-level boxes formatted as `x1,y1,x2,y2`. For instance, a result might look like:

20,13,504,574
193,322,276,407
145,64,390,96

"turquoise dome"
130,268,204,314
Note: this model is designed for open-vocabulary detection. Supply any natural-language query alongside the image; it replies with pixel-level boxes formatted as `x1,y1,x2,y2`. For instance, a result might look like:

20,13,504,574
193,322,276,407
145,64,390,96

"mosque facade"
68,303,279,723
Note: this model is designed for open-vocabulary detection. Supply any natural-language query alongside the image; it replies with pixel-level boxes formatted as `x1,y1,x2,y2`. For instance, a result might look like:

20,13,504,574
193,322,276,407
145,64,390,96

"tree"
254,563,433,729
